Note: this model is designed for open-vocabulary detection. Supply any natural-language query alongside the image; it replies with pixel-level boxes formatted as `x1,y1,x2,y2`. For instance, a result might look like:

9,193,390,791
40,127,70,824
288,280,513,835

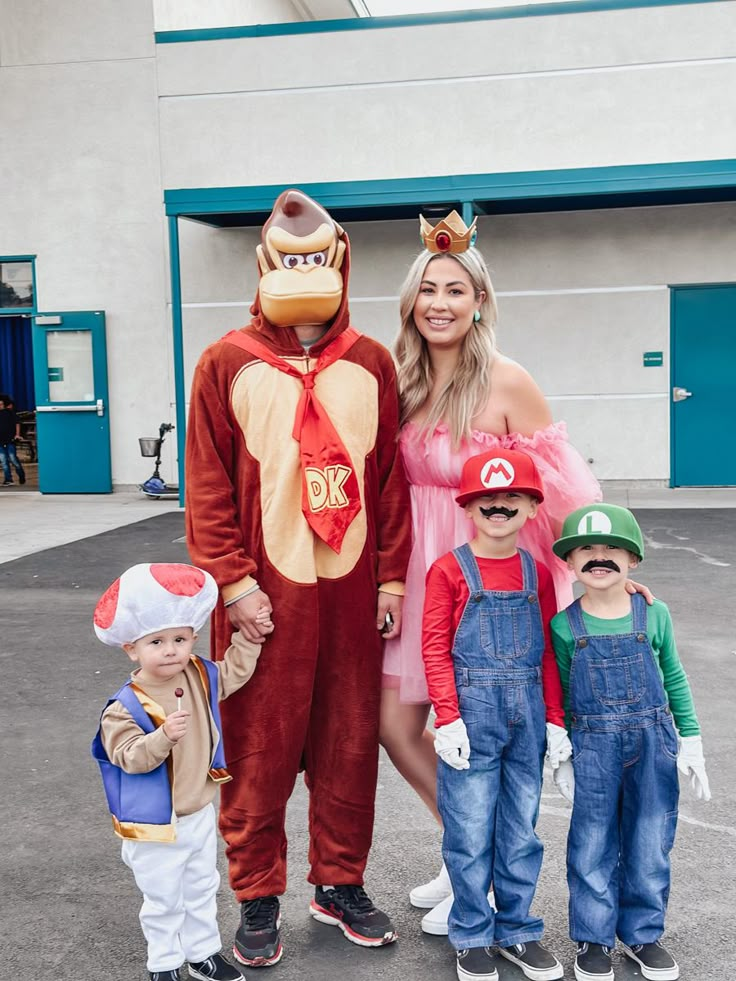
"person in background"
0,393,26,485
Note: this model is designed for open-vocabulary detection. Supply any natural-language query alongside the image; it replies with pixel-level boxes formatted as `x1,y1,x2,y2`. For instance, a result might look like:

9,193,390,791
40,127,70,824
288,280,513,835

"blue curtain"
0,316,35,411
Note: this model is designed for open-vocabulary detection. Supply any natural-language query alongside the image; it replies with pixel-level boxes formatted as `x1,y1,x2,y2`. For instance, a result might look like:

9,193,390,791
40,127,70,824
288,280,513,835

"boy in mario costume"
422,448,567,981
550,504,711,981
185,189,411,964
92,563,264,981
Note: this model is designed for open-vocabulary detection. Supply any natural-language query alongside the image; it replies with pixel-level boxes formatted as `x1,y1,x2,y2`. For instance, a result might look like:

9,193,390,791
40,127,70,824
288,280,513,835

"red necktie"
223,328,363,553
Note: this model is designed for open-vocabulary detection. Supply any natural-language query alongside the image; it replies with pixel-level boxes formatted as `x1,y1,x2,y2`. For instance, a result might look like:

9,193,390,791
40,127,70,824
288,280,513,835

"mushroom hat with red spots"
94,563,218,647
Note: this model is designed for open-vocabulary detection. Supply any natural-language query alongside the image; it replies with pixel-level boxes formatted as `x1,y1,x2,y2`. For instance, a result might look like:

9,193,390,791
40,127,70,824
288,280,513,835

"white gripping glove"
553,758,575,804
546,723,573,770
434,718,471,770
677,734,711,801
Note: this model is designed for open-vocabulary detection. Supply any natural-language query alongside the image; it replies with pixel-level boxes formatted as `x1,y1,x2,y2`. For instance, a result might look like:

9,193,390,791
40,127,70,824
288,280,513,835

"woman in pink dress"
380,214,601,934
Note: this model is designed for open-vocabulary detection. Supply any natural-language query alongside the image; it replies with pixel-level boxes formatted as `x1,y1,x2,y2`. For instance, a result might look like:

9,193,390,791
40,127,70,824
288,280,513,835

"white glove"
546,723,573,769
677,734,711,801
434,718,471,770
553,758,575,804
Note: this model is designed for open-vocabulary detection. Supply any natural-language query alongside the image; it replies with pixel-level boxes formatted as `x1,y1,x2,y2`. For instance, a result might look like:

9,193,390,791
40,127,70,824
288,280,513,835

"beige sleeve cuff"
378,580,405,597
221,575,259,604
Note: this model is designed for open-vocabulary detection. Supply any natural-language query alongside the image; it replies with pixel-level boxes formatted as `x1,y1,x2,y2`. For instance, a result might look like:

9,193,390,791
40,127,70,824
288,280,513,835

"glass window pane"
46,330,95,401
0,261,34,308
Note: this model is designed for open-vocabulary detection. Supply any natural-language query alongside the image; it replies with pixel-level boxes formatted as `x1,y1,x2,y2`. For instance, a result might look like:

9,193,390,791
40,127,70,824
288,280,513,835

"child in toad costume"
92,563,264,981
185,189,411,964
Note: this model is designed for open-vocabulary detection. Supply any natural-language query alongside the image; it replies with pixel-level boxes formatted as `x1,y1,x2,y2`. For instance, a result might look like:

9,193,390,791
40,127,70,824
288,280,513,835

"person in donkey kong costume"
185,189,411,967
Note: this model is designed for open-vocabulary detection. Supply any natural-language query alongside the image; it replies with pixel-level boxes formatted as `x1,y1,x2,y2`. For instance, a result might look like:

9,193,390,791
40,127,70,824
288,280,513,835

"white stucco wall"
177,201,736,482
2,1,735,486
156,2,736,188
0,0,175,485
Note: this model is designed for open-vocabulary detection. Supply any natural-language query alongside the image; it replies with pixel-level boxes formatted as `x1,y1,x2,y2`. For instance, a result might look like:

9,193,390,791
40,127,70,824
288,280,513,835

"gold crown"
419,210,478,254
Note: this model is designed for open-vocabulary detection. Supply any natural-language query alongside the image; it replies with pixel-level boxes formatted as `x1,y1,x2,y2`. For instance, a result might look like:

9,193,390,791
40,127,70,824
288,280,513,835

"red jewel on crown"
419,211,478,254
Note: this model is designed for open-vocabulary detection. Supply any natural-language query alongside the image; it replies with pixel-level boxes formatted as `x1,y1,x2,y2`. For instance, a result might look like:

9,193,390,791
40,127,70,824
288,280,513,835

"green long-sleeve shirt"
550,598,700,737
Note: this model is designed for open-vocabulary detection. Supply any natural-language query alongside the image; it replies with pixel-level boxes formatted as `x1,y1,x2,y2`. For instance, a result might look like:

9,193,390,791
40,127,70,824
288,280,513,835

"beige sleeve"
216,631,262,700
100,700,176,774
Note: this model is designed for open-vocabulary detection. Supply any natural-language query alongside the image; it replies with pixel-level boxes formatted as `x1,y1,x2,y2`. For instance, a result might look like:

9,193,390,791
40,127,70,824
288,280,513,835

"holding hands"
434,718,471,770
227,588,274,644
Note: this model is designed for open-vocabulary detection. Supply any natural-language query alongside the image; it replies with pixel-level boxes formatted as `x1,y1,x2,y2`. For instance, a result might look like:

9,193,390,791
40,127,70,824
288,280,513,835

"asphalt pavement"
1,508,734,981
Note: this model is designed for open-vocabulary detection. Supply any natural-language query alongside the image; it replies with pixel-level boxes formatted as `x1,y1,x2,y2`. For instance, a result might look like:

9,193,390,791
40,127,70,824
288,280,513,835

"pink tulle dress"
383,420,601,704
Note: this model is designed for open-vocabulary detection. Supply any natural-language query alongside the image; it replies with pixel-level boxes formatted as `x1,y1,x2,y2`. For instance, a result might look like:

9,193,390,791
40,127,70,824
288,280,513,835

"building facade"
1,0,734,491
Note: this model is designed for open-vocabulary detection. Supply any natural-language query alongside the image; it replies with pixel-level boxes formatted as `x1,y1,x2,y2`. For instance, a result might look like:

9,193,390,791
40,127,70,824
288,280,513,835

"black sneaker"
149,971,180,981
499,940,564,980
233,896,282,967
18,472,26,484
189,952,245,981
574,942,613,981
2,480,13,486
622,941,679,980
309,885,397,947
457,946,500,981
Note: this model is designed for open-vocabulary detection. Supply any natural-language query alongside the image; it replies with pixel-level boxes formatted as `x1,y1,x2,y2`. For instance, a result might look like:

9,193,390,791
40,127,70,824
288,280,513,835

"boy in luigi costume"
550,504,711,981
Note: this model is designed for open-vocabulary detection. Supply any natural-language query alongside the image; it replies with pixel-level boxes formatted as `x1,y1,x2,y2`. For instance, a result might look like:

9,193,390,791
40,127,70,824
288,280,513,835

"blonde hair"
394,248,498,446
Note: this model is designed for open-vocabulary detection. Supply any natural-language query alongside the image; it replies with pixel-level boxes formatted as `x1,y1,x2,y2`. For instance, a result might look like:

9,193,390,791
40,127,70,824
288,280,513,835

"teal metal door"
32,311,112,493
671,285,736,487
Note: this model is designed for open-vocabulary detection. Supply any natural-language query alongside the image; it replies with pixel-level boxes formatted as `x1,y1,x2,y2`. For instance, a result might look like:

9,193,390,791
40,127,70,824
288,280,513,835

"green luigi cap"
552,503,644,561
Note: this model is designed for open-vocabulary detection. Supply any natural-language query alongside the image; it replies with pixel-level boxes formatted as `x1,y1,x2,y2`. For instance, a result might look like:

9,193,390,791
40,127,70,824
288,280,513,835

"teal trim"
165,159,736,221
155,0,723,44
168,216,186,506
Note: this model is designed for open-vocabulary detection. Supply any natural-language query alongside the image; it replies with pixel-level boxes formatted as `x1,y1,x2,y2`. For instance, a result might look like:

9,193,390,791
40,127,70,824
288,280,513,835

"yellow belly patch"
230,357,378,583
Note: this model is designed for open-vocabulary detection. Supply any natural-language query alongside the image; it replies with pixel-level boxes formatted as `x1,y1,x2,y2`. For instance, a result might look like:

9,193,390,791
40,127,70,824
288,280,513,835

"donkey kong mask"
256,189,347,327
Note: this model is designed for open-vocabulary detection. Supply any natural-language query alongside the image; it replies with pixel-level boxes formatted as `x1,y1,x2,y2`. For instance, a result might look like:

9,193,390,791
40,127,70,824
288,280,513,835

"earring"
473,310,481,323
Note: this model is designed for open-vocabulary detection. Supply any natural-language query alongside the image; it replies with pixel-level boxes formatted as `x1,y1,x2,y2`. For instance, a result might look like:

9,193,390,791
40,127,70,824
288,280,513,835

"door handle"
36,405,98,413
672,387,693,402
96,398,105,417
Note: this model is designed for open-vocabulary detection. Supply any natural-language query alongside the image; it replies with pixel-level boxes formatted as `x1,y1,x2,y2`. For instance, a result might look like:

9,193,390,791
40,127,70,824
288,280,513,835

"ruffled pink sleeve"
498,422,602,607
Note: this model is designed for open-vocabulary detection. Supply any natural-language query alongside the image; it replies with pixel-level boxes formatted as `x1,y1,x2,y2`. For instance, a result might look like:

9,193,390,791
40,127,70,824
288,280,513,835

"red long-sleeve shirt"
422,550,565,728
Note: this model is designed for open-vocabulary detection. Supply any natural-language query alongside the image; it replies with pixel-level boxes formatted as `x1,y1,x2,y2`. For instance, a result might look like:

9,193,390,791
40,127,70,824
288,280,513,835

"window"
0,258,35,312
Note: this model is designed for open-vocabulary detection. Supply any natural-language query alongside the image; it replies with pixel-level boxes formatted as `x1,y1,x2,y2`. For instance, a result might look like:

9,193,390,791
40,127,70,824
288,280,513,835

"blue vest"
91,656,230,842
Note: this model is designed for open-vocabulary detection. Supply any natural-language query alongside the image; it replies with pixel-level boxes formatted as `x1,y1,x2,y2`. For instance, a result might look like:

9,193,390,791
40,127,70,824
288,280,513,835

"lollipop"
175,687,183,711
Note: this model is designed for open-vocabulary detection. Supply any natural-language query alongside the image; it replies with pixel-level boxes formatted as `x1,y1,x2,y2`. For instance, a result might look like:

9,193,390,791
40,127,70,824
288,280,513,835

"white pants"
121,803,221,971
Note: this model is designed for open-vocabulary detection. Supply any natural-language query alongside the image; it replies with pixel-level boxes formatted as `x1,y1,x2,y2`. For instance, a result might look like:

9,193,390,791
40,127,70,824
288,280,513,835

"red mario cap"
456,448,545,507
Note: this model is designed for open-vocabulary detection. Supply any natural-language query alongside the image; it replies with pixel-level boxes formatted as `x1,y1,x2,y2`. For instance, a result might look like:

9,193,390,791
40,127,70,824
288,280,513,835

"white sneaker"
409,864,452,909
421,892,454,935
421,889,496,936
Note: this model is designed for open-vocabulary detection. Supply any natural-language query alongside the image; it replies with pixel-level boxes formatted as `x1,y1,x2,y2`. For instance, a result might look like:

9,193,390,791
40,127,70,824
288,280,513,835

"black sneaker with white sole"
574,943,614,981
233,896,283,967
456,946,500,981
309,885,397,946
622,941,679,980
499,940,564,980
149,971,180,981
189,952,245,981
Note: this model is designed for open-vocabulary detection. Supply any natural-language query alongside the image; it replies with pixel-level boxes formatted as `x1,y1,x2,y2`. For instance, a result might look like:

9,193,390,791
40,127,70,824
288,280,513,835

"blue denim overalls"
565,593,680,948
437,544,547,950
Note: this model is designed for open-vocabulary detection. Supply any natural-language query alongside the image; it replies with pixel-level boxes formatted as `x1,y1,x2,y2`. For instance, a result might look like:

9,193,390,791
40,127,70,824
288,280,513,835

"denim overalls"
565,593,680,948
437,544,547,950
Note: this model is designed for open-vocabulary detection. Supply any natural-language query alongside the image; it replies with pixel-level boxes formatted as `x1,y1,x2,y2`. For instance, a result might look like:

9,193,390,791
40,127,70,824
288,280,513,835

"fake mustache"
581,559,621,574
479,506,519,519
